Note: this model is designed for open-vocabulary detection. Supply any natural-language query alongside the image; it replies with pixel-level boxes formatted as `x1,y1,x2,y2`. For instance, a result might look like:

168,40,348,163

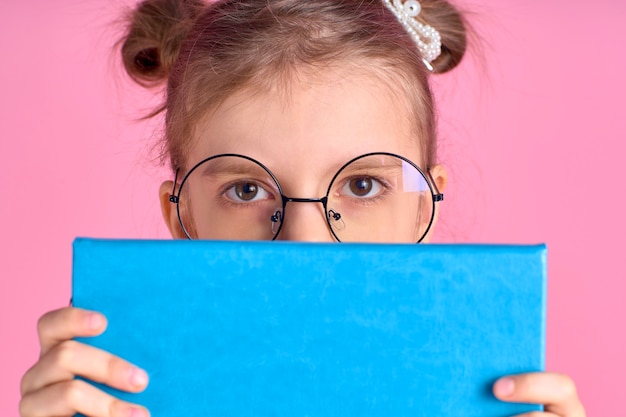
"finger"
493,373,586,417
21,340,148,396
37,307,107,356
19,379,149,417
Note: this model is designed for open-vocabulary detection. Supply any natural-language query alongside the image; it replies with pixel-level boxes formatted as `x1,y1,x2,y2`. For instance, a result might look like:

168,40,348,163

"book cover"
73,238,546,417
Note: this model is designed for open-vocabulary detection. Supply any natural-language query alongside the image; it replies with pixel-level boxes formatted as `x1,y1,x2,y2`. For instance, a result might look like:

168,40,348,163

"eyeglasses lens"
326,154,434,243
177,155,282,240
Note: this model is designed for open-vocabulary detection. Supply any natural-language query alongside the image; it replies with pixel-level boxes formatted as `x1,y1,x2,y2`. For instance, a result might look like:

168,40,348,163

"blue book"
72,238,546,417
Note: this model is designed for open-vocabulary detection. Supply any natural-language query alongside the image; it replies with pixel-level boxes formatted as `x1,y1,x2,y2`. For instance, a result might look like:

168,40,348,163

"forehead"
187,66,422,180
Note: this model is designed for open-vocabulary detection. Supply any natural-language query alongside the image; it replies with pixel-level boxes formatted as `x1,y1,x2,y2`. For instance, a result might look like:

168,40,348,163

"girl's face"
160,68,447,242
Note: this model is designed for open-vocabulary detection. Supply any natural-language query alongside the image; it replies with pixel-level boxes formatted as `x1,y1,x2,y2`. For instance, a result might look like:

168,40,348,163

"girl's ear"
421,164,448,243
159,181,187,239
430,164,448,196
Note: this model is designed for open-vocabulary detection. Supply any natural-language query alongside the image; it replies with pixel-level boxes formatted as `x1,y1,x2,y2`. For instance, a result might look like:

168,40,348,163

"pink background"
1,0,624,415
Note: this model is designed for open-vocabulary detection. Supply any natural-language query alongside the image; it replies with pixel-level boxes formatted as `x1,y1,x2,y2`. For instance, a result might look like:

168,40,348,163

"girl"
19,0,586,416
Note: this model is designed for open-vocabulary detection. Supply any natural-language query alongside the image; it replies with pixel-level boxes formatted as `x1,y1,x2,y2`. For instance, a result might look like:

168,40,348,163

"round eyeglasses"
169,152,443,243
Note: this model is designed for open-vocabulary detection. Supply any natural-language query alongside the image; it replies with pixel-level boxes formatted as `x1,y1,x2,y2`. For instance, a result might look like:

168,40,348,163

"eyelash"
217,179,276,209
336,175,393,206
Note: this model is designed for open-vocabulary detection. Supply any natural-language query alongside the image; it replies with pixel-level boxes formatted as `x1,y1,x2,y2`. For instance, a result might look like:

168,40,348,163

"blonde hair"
120,0,468,171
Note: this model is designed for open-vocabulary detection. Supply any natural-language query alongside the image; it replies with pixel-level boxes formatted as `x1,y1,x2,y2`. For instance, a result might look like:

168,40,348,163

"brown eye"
224,181,272,204
235,182,258,201
349,177,373,196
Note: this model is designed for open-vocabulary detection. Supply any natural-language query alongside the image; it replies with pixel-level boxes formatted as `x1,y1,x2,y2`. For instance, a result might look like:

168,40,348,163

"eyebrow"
197,157,271,179
339,157,404,173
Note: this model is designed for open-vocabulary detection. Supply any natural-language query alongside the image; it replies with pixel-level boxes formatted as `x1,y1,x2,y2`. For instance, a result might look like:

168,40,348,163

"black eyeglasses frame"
169,152,443,243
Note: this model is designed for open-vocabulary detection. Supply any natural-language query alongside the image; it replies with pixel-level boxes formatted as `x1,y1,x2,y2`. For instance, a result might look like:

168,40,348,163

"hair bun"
421,0,468,74
121,0,205,86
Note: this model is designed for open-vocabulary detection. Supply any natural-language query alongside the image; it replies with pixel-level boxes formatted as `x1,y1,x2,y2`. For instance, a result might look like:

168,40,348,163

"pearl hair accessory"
382,0,442,71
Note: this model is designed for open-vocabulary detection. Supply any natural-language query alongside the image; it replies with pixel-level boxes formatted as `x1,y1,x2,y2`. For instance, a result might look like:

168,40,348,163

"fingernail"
86,313,104,331
122,406,148,417
494,377,515,397
129,367,149,388
112,402,149,417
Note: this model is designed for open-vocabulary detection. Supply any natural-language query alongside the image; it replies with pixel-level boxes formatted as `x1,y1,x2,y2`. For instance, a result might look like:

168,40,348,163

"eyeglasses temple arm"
169,169,180,203
426,167,444,202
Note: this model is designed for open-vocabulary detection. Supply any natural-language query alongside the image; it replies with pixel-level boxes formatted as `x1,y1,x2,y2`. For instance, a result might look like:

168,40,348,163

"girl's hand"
19,307,150,417
494,372,586,417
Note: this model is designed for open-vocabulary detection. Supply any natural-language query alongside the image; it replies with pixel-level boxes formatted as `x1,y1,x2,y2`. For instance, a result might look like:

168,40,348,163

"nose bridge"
277,199,335,242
